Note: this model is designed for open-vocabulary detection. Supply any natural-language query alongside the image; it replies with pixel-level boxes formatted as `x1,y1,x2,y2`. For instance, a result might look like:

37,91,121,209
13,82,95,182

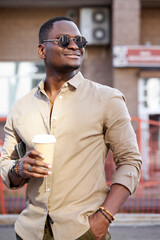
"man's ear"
37,44,46,59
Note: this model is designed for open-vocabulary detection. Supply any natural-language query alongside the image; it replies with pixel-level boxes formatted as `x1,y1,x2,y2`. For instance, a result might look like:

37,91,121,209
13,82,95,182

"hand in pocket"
88,211,110,240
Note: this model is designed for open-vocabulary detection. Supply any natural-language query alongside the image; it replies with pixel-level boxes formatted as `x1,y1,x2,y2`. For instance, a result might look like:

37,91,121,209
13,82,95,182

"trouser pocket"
76,228,111,240
76,228,97,240
105,231,111,240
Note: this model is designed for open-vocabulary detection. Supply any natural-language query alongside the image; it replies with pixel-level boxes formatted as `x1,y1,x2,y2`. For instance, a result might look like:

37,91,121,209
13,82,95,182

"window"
0,62,45,116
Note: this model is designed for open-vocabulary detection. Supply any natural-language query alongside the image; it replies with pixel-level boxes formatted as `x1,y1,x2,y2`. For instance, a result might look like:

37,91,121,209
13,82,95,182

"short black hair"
39,16,74,44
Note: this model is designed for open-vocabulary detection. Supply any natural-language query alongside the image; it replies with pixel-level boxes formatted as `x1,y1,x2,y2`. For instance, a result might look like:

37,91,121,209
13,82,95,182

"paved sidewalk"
110,225,160,240
1,213,160,226
0,224,159,240
112,213,160,226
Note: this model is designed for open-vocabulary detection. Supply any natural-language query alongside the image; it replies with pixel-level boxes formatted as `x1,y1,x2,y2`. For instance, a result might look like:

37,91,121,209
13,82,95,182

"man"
0,16,142,240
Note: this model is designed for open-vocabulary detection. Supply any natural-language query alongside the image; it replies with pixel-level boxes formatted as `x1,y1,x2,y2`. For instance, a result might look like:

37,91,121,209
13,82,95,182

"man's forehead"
49,20,81,37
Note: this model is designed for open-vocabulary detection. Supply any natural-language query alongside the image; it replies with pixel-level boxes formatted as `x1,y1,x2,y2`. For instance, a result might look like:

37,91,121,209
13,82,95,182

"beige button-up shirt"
0,72,142,240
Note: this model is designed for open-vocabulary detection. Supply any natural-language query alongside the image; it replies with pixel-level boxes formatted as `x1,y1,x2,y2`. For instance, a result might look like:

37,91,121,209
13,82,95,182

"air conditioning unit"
80,8,110,45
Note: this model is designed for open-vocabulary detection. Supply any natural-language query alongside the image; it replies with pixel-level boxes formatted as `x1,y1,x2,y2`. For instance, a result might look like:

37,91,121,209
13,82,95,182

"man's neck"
44,70,76,103
44,71,76,92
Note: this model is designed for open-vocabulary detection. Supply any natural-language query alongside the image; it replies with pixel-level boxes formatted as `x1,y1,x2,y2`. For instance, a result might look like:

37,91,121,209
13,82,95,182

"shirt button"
53,116,57,120
47,188,50,192
59,95,63,99
64,83,68,87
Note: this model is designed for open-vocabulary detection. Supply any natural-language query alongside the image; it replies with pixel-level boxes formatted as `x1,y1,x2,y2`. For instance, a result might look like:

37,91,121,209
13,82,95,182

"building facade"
0,0,160,120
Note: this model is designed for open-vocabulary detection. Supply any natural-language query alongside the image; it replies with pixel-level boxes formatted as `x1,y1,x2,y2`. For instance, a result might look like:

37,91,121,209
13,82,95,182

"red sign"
113,46,160,67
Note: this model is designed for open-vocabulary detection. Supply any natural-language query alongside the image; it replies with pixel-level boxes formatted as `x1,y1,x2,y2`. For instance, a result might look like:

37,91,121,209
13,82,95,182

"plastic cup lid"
32,134,56,143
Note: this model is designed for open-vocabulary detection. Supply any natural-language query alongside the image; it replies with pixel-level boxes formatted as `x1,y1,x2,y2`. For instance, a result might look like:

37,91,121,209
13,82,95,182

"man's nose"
67,39,79,49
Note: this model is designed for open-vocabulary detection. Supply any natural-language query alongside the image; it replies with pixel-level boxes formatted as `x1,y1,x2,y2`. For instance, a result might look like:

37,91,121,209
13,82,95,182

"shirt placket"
47,83,68,211
50,82,68,135
38,89,59,210
39,95,53,215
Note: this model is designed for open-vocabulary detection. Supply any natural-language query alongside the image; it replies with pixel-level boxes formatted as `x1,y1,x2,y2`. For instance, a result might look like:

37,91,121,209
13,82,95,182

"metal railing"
0,117,160,214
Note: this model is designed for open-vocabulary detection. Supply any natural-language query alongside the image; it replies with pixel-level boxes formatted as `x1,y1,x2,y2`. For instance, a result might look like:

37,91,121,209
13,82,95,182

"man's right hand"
8,150,52,187
18,150,52,178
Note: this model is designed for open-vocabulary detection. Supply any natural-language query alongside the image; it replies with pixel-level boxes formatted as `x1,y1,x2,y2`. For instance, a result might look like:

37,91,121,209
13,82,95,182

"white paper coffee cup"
32,134,56,165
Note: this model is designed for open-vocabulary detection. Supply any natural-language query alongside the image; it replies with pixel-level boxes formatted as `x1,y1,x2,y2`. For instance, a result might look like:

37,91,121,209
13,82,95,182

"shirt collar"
67,71,84,89
38,80,45,92
38,71,84,92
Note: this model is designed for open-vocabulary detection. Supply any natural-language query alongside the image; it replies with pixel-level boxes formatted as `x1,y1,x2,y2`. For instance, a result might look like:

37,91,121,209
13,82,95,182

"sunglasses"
43,35,88,49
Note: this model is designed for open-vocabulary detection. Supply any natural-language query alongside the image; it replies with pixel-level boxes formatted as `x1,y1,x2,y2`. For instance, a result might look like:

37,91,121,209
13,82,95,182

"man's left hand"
88,210,110,240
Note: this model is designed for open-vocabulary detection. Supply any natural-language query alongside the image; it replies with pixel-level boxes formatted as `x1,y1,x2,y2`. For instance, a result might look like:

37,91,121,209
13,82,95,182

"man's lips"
64,54,80,59
63,51,81,59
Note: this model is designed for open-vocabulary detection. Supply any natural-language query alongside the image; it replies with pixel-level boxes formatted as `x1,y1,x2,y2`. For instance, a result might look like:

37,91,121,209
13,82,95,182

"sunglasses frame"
43,35,88,49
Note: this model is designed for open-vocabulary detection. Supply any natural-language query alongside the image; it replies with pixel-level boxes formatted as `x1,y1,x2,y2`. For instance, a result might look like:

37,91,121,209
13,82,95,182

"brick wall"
112,0,140,45
141,8,160,45
112,0,141,116
1,3,160,117
81,46,112,86
0,8,67,61
113,68,140,117
0,7,112,86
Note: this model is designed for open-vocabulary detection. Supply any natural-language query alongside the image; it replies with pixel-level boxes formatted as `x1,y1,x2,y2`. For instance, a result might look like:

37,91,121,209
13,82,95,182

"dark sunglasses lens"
75,36,87,48
58,35,87,48
59,35,70,48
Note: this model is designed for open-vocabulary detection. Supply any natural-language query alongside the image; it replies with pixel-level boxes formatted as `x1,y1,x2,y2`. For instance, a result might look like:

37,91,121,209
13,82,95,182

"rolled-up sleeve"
104,89,142,194
0,107,21,188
